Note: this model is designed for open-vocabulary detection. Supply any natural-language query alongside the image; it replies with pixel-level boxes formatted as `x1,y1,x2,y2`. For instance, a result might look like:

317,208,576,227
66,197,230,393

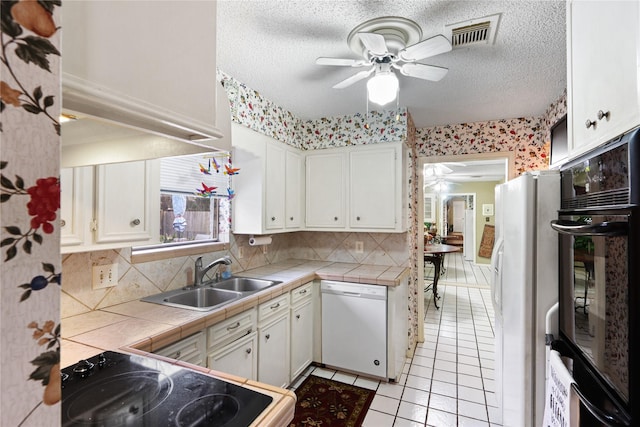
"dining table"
424,243,462,309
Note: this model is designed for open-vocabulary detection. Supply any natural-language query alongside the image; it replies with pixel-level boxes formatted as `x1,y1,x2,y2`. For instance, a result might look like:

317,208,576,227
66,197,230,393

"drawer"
258,293,289,325
291,281,313,306
155,332,205,365
207,309,256,349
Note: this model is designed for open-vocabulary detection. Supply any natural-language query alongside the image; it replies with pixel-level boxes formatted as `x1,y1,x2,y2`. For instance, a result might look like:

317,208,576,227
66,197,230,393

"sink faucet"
194,256,232,287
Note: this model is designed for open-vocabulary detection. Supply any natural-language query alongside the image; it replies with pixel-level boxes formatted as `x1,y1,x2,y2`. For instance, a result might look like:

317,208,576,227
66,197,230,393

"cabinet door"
208,332,257,381
305,153,346,228
568,1,640,155
60,166,92,248
258,314,290,388
265,143,286,230
95,160,159,244
350,147,396,229
285,150,304,229
291,299,313,379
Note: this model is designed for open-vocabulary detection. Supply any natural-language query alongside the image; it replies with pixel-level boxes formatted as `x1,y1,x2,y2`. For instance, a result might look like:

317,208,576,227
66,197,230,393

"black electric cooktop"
61,351,273,427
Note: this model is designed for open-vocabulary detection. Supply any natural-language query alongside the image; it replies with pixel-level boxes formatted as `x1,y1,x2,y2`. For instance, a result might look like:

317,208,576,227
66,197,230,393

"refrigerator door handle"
550,219,628,236
570,383,631,427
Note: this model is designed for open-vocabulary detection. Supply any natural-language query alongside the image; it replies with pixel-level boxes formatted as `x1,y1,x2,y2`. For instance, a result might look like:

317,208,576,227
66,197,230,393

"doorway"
417,152,514,343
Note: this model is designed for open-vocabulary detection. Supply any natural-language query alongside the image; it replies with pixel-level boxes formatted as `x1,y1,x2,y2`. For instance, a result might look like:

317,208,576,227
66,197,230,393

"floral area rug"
290,375,375,427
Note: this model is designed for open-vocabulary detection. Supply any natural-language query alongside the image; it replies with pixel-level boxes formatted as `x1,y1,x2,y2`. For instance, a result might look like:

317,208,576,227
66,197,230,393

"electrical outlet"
92,264,118,289
262,245,267,254
237,247,244,259
355,241,364,254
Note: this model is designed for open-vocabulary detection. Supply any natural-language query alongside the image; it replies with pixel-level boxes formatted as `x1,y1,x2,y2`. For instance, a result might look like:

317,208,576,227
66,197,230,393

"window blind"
160,153,230,196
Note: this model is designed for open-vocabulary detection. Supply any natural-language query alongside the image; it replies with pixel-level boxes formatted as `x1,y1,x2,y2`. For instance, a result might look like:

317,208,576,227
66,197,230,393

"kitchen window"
132,153,231,262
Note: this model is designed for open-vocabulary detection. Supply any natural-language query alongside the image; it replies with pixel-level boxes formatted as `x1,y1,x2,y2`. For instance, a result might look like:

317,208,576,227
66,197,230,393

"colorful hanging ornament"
199,162,211,175
224,164,240,175
226,187,235,200
196,182,217,197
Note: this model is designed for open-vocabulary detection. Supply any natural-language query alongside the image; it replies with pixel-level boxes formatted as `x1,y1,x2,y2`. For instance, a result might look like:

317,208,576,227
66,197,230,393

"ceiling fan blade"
399,34,452,61
332,68,374,89
316,57,368,67
357,32,389,56
400,63,449,81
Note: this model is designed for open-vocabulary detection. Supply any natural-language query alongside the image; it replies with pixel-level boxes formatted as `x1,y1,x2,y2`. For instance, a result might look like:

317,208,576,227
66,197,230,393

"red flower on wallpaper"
0,162,59,261
26,177,59,233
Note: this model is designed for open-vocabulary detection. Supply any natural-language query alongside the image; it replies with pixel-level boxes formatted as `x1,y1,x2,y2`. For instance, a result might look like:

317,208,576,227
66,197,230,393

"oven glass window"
560,214,629,402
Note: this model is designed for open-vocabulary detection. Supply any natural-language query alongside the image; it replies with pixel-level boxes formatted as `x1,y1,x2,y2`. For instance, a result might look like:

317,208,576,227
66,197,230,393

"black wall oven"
551,128,639,426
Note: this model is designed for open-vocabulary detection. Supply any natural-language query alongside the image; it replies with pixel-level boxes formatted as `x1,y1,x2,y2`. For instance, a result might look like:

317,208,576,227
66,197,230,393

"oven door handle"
550,220,628,236
571,383,631,426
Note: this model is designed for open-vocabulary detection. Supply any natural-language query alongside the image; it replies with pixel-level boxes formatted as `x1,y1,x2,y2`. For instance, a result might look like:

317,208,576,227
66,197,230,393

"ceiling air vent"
445,13,501,48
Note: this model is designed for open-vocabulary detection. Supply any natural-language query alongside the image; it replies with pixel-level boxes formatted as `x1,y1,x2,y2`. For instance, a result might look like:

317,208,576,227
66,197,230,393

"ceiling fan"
424,162,467,179
316,17,453,98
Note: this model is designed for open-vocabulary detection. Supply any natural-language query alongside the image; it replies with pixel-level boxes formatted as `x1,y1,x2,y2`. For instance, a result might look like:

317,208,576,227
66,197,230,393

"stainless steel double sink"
141,277,282,311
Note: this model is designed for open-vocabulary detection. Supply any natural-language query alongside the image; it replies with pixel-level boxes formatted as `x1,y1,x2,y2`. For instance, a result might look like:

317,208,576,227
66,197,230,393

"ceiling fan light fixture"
367,70,398,106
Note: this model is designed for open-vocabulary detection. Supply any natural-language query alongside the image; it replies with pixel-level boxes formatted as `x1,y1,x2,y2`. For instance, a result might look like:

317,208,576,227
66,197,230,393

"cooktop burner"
61,351,273,427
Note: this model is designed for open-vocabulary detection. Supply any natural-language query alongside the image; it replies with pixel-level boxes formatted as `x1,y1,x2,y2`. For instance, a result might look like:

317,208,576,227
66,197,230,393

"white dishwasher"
321,280,387,378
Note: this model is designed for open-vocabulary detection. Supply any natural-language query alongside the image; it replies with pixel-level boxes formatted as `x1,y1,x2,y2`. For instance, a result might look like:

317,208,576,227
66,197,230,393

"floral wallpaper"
1,1,62,425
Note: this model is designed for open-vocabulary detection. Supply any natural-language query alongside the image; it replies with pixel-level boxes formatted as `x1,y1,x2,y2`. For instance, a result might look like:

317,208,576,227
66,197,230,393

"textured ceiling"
217,0,567,129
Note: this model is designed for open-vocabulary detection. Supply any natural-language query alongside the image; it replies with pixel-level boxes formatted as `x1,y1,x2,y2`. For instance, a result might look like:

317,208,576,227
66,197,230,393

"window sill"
131,241,229,264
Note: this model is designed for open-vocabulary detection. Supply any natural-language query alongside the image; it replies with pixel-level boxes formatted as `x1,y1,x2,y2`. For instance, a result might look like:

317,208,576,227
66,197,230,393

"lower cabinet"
291,282,314,379
207,331,258,380
258,314,290,388
154,283,317,387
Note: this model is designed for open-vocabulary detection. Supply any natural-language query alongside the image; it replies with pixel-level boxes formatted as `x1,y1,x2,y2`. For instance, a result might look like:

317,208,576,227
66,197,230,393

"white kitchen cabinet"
232,123,304,234
305,152,347,228
60,160,160,253
349,147,398,229
258,314,290,388
257,293,290,387
60,166,92,248
95,161,159,244
61,1,226,146
567,1,640,158
154,332,206,367
208,332,258,381
290,282,314,380
305,143,406,232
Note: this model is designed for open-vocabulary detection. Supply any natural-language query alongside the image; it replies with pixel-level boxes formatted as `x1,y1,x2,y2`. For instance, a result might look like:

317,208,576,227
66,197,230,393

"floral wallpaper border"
1,1,62,425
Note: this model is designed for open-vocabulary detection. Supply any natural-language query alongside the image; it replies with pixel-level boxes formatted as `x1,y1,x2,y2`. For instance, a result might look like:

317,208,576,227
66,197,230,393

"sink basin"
141,276,282,311
141,288,242,311
209,277,282,293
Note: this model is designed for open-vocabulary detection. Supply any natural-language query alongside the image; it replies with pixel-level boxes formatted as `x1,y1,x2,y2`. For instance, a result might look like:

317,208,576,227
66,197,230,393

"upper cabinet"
232,123,304,235
306,143,407,232
567,0,640,158
61,1,231,167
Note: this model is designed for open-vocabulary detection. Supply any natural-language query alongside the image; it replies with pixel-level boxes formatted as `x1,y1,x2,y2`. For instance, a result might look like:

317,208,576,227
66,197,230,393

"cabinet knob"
296,314,301,319
585,119,596,129
131,218,141,226
334,216,338,221
271,216,276,221
61,219,66,227
290,217,294,221
597,110,610,120
265,334,270,340
356,216,361,221
246,348,252,354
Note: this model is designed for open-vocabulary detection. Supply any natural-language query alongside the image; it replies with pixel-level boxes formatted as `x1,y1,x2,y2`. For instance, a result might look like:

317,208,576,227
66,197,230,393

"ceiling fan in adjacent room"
316,17,453,105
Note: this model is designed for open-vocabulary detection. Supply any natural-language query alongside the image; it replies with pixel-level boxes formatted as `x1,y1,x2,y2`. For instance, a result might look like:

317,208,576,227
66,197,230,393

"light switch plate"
92,264,118,289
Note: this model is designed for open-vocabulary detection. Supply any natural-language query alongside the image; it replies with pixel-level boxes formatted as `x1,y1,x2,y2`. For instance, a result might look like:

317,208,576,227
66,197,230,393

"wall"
0,2,62,425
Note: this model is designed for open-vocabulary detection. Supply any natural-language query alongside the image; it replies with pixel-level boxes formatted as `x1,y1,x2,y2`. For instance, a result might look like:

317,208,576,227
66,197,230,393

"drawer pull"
270,303,280,309
226,321,240,331
296,314,301,319
61,219,66,227
246,348,252,354
265,334,271,340
585,119,596,129
131,218,141,226
597,110,610,120
299,289,307,295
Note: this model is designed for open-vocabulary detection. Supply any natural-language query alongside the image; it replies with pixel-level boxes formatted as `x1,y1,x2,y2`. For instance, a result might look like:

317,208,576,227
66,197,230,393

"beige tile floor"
290,273,501,426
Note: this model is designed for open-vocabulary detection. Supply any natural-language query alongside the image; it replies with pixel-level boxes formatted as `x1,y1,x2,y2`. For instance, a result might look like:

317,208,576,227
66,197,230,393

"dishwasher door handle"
341,291,362,297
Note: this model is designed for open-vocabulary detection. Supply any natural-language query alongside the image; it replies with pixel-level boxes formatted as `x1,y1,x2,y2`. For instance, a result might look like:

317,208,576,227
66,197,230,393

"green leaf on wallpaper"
23,239,32,254
20,289,32,302
33,233,43,244
29,350,59,385
14,36,60,72
15,175,24,189
42,262,55,273
5,245,17,261
5,226,22,235
0,161,7,169
1,174,16,189
22,103,41,114
43,95,54,108
0,194,10,203
33,86,43,101
53,123,60,135
1,237,16,247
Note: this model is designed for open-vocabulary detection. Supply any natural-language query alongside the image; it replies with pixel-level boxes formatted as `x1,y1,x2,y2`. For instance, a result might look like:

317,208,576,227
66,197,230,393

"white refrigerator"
491,171,560,427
